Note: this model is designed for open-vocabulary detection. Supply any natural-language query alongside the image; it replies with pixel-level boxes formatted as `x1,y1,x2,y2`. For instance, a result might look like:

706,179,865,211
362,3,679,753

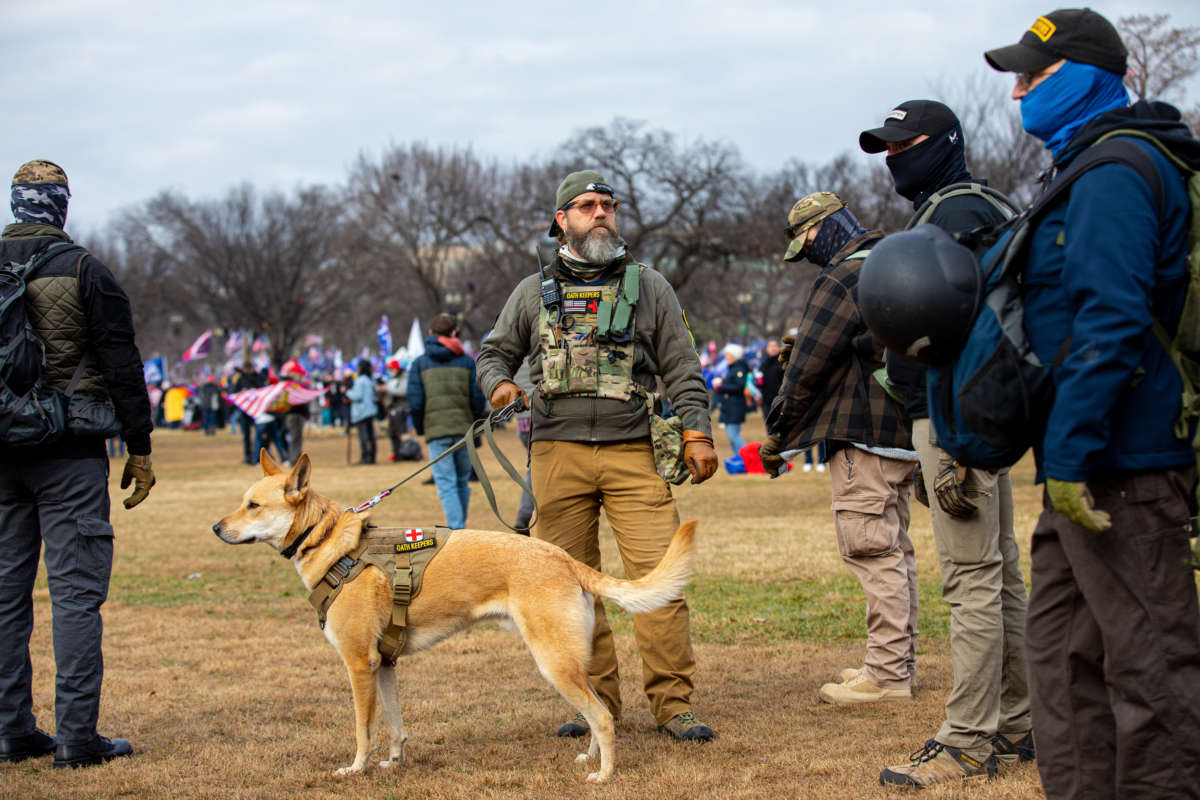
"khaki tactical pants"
829,446,918,688
530,439,695,725
913,419,1030,750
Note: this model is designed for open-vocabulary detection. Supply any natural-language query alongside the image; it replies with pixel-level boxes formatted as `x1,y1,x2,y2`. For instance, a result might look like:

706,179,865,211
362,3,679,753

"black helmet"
859,224,983,366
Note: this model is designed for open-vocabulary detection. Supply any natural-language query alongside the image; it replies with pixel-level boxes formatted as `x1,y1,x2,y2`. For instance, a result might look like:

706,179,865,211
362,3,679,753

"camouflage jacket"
766,232,911,452
477,254,711,443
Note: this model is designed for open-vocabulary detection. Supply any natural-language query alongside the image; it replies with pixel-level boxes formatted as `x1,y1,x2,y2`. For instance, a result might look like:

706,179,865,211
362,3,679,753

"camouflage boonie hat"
548,169,614,237
783,191,844,262
12,160,69,190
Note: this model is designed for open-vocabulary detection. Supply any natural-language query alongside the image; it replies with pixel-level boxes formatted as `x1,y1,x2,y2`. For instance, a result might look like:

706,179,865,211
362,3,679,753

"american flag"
223,329,244,357
226,380,326,418
181,330,212,363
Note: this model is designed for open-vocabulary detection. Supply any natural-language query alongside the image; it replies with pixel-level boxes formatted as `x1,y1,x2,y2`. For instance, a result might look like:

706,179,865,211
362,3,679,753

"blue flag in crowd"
143,356,165,385
377,315,392,356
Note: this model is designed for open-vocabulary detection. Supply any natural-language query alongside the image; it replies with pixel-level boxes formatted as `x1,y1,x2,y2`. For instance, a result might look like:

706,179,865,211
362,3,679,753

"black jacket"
0,224,152,459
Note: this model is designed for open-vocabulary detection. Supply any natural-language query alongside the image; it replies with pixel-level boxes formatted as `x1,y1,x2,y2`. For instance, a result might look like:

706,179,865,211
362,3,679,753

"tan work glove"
933,457,977,519
682,430,718,484
759,435,785,475
778,333,796,364
489,380,528,412
1047,478,1112,532
121,454,155,509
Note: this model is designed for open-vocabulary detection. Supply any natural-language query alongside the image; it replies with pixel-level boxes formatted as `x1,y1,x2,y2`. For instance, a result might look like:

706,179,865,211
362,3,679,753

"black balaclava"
806,207,868,267
885,126,970,207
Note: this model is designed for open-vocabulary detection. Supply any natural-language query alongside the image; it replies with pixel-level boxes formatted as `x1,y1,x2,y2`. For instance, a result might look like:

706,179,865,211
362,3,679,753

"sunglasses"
1016,65,1057,90
564,197,620,214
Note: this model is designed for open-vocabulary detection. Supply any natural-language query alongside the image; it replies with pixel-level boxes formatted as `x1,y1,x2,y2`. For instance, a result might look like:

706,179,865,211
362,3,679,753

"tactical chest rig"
538,260,644,401
307,526,452,663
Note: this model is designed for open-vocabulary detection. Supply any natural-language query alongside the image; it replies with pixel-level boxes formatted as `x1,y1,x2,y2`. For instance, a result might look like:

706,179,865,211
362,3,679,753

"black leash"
347,399,537,532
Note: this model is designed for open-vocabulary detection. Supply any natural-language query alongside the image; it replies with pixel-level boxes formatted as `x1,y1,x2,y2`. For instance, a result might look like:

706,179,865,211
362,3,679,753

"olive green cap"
783,191,844,261
12,159,68,189
547,170,614,237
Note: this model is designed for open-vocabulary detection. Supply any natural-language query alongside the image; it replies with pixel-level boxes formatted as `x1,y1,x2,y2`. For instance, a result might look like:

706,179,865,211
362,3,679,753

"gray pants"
284,413,305,465
912,419,1030,750
0,457,113,745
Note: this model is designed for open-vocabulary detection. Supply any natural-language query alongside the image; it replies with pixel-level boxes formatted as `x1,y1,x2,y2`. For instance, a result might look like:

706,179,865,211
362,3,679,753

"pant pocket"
832,495,893,558
75,517,114,585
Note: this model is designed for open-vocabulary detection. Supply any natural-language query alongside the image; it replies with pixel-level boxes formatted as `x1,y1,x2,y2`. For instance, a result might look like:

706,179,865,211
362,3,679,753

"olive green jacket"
477,255,711,443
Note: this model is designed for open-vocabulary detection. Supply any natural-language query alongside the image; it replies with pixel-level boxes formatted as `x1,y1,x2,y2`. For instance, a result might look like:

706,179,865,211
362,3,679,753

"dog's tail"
569,520,697,613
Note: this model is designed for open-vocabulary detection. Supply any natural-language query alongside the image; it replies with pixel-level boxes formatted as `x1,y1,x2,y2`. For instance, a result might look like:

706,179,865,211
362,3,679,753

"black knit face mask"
884,128,967,203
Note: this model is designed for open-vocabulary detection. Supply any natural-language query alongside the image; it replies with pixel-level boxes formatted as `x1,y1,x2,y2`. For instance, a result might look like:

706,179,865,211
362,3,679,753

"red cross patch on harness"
404,528,424,542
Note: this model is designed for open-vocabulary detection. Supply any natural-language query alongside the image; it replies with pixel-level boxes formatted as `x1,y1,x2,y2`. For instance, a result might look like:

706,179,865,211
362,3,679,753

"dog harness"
307,526,452,664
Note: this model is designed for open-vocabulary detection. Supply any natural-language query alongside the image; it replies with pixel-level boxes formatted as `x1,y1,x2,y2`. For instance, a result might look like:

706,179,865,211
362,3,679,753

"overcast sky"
2,1,1197,233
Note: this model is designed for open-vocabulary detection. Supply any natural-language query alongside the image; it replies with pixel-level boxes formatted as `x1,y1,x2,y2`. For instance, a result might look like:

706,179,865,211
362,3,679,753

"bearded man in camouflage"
476,170,718,742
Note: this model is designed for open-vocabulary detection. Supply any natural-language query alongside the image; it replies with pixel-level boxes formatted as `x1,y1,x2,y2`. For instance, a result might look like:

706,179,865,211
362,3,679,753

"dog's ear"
260,448,282,477
284,454,310,505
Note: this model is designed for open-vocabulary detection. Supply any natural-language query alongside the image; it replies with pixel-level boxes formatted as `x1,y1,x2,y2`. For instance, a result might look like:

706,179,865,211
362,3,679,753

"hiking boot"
658,711,714,742
838,666,863,683
991,730,1036,765
0,728,55,762
880,738,997,788
556,712,589,738
818,672,911,705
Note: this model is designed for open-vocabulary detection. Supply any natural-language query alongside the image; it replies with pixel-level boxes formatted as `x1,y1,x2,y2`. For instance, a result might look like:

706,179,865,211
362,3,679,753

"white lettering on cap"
887,109,908,121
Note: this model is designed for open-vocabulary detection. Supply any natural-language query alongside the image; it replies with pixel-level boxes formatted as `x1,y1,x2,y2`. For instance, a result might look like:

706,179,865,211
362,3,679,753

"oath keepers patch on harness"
562,288,603,315
395,538,437,553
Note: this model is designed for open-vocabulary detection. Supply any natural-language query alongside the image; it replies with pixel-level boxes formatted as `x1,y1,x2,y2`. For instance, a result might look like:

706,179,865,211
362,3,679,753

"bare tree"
128,184,346,367
1120,14,1200,102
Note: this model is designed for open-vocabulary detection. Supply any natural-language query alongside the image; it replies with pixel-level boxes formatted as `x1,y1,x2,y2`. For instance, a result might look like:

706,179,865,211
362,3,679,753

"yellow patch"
1029,16,1056,42
394,538,437,553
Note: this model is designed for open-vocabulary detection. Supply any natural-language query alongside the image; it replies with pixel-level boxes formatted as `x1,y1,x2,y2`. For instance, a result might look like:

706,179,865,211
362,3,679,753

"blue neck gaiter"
807,207,868,268
1020,60,1129,157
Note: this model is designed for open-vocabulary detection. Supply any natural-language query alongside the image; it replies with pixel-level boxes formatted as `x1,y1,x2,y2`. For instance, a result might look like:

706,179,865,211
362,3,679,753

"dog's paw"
586,771,608,783
575,752,592,763
378,757,404,769
334,764,365,776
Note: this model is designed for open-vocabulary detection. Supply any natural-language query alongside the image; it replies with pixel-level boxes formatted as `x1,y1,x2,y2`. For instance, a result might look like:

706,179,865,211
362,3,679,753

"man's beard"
567,222,624,264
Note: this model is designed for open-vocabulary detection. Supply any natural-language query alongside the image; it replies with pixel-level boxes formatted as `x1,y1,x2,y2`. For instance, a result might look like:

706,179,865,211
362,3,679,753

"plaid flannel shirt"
766,232,911,452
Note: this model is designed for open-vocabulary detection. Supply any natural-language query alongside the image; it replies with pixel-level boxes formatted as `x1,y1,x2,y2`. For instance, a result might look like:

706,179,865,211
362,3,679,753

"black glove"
933,458,977,519
912,463,929,508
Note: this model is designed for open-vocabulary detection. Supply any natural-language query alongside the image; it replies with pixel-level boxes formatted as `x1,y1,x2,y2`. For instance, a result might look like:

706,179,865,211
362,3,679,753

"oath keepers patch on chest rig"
538,263,642,402
307,526,452,663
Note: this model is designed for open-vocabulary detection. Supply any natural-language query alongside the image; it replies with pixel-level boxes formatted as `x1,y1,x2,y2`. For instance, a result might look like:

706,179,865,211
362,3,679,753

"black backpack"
0,242,85,446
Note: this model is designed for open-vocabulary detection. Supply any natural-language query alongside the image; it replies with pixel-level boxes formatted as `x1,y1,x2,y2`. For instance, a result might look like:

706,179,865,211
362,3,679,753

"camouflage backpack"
0,241,83,446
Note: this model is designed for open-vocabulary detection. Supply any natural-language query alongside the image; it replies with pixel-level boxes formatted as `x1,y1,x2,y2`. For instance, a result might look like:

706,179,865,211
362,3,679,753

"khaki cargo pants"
530,439,695,725
829,446,918,688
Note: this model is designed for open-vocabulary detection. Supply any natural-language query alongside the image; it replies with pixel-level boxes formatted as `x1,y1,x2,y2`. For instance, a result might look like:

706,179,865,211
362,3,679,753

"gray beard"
568,226,625,265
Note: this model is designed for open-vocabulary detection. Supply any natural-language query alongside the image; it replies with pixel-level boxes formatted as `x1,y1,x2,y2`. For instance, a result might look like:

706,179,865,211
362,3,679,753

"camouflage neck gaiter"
11,183,69,229
557,244,626,281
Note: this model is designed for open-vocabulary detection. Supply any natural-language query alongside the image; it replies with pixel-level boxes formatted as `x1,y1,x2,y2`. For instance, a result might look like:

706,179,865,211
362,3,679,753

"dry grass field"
0,416,1050,800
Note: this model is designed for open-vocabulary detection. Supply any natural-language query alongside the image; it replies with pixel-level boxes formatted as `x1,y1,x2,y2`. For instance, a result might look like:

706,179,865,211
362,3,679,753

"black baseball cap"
985,8,1127,76
859,100,960,154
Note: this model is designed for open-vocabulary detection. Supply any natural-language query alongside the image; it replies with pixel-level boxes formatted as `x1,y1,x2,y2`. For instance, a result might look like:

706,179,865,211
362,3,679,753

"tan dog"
212,450,697,783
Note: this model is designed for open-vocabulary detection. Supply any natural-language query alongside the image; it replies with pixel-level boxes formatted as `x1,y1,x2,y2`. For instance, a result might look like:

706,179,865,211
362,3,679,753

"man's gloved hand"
778,333,796,364
1047,478,1112,532
759,436,785,475
121,454,155,509
933,457,977,519
912,463,930,508
682,431,718,484
489,380,528,412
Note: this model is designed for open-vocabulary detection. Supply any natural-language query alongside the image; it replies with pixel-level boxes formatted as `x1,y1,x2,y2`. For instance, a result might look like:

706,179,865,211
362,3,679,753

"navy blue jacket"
1024,102,1197,480
407,335,485,440
716,358,750,425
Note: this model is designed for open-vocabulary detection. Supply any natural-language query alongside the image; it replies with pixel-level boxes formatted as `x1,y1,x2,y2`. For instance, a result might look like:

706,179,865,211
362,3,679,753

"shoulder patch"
395,538,437,553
